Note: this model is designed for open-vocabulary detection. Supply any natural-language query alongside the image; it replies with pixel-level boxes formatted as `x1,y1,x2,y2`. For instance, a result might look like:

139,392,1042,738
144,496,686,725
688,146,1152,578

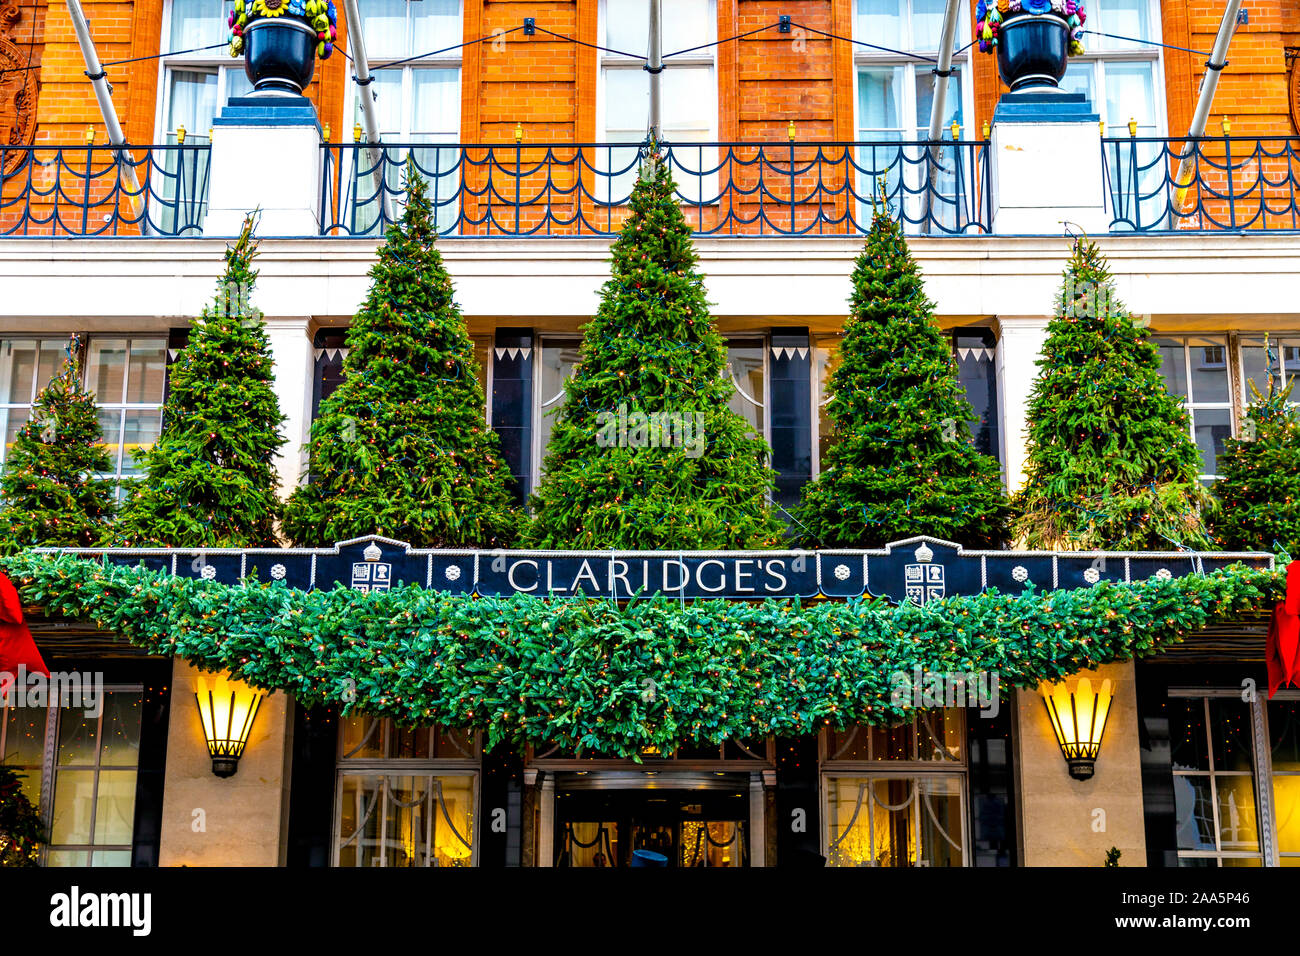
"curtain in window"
169,0,227,49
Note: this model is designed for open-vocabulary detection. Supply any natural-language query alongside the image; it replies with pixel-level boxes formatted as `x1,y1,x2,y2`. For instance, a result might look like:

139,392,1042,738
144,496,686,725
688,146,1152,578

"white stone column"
204,97,323,237
990,92,1109,235
264,317,315,498
995,316,1051,495
537,773,556,867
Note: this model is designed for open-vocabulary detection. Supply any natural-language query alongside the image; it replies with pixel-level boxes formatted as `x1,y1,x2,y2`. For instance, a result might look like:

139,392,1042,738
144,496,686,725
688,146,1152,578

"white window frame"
595,0,718,205
1156,334,1235,481
155,0,250,145
1238,334,1300,408
1064,0,1167,136
850,0,976,233
86,337,168,494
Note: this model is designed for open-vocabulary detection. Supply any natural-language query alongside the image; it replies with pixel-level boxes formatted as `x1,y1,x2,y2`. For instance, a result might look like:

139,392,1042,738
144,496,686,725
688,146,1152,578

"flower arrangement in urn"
228,0,338,60
976,0,1086,55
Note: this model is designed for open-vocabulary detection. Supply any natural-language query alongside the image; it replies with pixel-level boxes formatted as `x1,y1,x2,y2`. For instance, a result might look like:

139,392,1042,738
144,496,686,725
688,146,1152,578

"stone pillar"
1015,661,1147,866
157,659,295,866
748,772,767,868
990,92,1108,235
537,773,556,867
994,316,1050,494
264,317,315,497
204,96,323,237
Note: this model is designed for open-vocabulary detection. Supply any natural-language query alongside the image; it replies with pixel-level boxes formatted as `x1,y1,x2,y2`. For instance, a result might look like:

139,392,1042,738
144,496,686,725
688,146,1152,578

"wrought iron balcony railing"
0,144,211,237
320,140,991,238
1103,135,1300,232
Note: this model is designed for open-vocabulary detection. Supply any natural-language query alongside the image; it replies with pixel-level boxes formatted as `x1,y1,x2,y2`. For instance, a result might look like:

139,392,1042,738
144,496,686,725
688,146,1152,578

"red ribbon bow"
1267,561,1300,698
0,571,49,699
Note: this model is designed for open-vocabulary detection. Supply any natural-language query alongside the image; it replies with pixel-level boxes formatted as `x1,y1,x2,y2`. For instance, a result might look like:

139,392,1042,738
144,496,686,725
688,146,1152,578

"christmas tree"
0,338,115,553
1013,239,1211,550
0,767,44,867
524,142,782,549
797,203,1010,548
281,165,520,548
115,215,286,547
1210,355,1300,556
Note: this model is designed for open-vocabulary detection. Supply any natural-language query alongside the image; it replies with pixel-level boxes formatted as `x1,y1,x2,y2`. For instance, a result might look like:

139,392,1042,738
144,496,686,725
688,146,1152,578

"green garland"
2,552,1281,757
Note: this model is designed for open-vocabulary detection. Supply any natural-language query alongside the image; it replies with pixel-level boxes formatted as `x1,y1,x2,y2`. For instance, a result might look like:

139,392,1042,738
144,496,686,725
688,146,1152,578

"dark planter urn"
243,17,317,97
996,13,1069,92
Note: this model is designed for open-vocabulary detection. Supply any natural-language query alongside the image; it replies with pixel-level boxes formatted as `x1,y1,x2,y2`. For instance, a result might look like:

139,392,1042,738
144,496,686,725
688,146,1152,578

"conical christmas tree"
0,338,115,553
524,142,782,549
797,203,1010,548
115,216,286,547
281,166,520,548
1210,356,1300,556
1013,239,1211,550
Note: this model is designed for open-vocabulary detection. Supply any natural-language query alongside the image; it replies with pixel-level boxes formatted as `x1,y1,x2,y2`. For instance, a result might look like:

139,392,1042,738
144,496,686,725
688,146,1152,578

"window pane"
1173,775,1216,850
126,340,167,404
1274,776,1300,853
538,341,581,477
1169,697,1210,771
858,67,904,132
914,70,962,135
1104,61,1158,132
89,850,133,867
57,710,99,767
855,0,904,51
1192,407,1231,477
411,0,461,55
433,775,474,866
3,705,46,766
87,339,128,403
98,408,124,474
1060,61,1095,104
99,692,143,767
340,716,385,760
1155,338,1188,400
50,769,96,844
45,849,89,867
663,67,714,135
912,0,948,51
604,67,648,139
121,410,161,477
1241,339,1284,401
1216,775,1258,851
169,0,227,49
165,69,219,140
93,770,138,845
918,776,964,866
1208,698,1254,773
226,67,255,102
3,339,39,403
726,343,764,434
411,69,460,137
607,0,711,56
1271,700,1300,771
356,70,404,137
1187,338,1229,403
364,0,410,59
1096,0,1153,51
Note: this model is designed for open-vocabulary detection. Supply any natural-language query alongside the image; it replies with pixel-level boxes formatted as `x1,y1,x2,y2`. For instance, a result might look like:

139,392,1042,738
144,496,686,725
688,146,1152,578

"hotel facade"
0,0,1298,868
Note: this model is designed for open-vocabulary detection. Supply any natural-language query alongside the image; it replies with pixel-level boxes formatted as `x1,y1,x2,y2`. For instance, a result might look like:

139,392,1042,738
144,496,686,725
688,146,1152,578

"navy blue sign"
39,536,1275,605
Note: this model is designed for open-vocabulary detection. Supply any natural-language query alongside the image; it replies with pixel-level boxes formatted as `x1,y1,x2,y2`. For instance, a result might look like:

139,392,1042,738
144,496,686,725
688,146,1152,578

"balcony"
0,144,210,237
5,136,1300,238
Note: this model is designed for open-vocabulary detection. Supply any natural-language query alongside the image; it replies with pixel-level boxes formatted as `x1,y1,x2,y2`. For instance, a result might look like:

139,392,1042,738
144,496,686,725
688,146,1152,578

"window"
853,0,971,232
1155,336,1233,480
823,710,969,867
87,338,167,498
0,338,64,471
597,0,718,204
1,687,147,866
532,335,767,485
158,0,253,230
334,717,478,867
1240,335,1300,406
348,0,462,233
1065,0,1167,226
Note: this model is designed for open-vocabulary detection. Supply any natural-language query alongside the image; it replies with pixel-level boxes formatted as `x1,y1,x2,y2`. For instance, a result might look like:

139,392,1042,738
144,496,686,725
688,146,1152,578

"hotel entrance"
545,771,762,867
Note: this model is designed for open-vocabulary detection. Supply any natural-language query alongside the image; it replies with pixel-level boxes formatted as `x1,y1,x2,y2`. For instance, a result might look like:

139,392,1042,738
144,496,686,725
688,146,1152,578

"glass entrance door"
555,788,749,868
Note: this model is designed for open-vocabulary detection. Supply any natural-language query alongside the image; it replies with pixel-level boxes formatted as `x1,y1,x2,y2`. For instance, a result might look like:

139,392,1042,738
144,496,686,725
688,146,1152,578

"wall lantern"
1041,677,1113,780
195,673,264,778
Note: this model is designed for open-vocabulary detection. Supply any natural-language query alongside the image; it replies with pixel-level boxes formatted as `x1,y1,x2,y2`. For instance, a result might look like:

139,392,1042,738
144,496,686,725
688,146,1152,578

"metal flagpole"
1173,0,1243,212
65,0,147,232
920,0,962,234
341,0,397,224
647,0,663,139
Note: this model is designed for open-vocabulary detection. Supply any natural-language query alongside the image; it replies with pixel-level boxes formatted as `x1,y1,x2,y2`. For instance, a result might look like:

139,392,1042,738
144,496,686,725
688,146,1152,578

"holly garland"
2,552,1280,757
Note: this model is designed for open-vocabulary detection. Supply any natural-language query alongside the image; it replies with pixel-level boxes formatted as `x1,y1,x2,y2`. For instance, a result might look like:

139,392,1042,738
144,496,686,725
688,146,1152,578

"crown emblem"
914,543,934,564
363,542,382,562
